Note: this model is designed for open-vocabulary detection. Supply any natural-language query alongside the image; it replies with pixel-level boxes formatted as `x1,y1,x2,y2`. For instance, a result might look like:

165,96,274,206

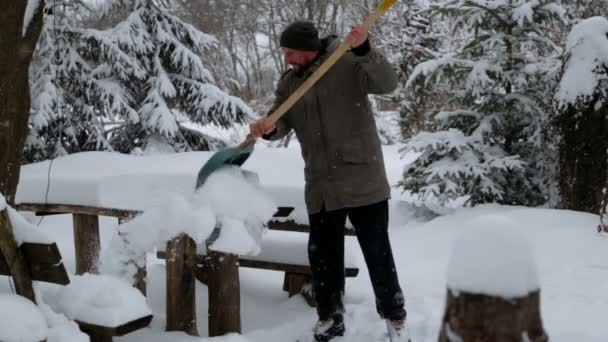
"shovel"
195,0,397,189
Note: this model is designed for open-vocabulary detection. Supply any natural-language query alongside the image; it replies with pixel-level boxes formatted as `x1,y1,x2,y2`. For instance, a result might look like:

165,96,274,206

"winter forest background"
8,0,608,220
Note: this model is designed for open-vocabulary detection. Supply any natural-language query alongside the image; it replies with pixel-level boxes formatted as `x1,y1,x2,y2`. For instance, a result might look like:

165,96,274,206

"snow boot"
386,318,411,342
313,313,345,342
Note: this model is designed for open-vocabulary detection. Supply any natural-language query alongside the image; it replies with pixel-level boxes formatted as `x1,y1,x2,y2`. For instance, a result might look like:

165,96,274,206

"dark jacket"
265,36,398,214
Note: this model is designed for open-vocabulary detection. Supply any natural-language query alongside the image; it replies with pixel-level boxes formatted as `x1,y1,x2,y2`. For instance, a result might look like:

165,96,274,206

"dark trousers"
308,200,406,321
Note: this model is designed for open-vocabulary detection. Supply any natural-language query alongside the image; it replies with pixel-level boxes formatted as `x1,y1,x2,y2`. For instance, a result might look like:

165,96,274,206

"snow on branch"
554,17,608,111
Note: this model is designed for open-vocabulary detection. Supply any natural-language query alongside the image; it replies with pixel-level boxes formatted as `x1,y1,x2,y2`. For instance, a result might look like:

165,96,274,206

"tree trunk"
0,209,36,302
438,290,548,342
0,1,45,204
558,103,608,214
599,179,608,233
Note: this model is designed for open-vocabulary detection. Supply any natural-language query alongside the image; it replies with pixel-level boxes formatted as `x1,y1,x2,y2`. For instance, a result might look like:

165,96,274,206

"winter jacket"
264,36,398,214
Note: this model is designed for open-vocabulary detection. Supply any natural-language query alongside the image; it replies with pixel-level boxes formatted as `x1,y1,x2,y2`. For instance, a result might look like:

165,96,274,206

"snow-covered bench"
158,207,360,306
2,204,152,342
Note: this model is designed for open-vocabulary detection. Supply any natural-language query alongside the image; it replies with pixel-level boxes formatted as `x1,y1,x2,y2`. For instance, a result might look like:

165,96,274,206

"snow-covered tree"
553,16,608,214
26,0,252,161
378,0,445,139
564,0,608,23
400,0,567,213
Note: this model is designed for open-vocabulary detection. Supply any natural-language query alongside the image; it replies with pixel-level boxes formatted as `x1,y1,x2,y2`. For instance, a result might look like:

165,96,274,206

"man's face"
283,48,318,72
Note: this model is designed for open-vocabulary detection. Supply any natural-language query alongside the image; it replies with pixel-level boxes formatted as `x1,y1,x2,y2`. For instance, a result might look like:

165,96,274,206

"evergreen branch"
463,1,511,28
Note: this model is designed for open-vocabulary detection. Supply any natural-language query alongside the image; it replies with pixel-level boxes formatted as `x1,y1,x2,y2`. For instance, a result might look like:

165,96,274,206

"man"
250,21,410,342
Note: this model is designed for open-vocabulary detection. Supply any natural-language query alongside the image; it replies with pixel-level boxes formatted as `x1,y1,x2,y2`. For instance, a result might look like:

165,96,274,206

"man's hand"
249,117,275,139
347,25,368,48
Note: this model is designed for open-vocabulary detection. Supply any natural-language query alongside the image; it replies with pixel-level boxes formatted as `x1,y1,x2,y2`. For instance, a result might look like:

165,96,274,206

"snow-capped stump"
439,216,548,342
0,294,48,342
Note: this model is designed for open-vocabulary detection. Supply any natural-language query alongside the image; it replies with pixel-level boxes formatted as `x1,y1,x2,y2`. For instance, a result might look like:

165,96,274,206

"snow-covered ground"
3,144,608,341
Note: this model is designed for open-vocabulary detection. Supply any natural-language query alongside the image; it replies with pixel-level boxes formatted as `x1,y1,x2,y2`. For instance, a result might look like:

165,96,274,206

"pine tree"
27,0,251,162
399,0,567,213
378,0,443,139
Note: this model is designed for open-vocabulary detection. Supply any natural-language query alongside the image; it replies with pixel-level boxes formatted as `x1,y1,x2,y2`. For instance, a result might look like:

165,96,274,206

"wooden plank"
16,203,139,218
76,314,153,339
0,210,36,302
239,258,359,277
203,251,241,337
165,234,198,336
267,220,356,236
73,213,100,274
156,250,359,277
0,242,70,285
273,207,294,218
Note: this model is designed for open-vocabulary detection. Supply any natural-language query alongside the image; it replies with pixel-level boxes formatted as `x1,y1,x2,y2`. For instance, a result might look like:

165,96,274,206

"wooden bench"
0,242,152,342
14,203,358,336
76,315,153,342
0,242,69,285
158,207,360,307
2,206,152,342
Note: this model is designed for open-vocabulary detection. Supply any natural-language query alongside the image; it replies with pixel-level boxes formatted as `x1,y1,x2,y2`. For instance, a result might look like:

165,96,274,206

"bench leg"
72,213,100,274
284,272,316,307
166,234,198,336
205,251,241,336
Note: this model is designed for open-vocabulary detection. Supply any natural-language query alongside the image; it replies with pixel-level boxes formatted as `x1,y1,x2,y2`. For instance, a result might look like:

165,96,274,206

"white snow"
99,165,276,282
37,301,89,342
447,215,539,298
0,192,5,211
0,294,47,342
513,2,534,27
15,147,306,211
6,206,54,245
555,16,608,109
22,0,41,37
44,273,151,328
6,145,608,341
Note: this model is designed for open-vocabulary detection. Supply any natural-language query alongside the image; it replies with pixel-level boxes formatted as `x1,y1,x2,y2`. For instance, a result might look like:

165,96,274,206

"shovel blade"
195,143,255,190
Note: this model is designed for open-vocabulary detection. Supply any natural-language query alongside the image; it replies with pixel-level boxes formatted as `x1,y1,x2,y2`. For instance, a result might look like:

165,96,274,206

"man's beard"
291,63,305,72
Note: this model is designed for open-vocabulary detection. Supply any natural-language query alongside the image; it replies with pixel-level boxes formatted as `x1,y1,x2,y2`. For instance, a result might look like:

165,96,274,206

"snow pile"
37,301,89,342
0,191,53,245
0,294,47,342
100,165,277,282
555,16,608,110
447,215,539,298
6,206,54,245
45,274,151,327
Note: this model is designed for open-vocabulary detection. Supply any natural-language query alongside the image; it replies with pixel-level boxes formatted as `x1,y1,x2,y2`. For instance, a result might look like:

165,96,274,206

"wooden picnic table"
15,202,240,337
14,202,358,337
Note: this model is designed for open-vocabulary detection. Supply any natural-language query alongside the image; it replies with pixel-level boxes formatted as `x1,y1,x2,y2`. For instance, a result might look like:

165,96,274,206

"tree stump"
442,221,548,341
166,234,198,336
438,289,547,342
